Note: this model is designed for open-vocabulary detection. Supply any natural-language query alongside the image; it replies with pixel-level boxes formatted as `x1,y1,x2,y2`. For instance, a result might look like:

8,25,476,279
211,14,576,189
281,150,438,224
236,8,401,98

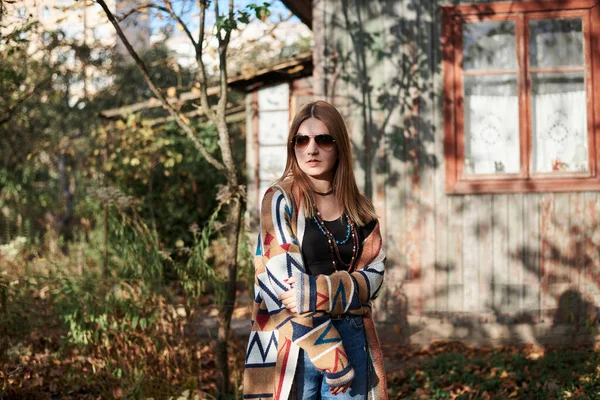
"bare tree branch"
100,86,220,118
147,104,244,127
116,3,198,51
196,0,217,124
95,0,224,171
212,0,238,185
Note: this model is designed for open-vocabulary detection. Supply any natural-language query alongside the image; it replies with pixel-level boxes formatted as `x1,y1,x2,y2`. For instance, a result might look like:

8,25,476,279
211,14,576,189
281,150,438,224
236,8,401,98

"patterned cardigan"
243,180,388,400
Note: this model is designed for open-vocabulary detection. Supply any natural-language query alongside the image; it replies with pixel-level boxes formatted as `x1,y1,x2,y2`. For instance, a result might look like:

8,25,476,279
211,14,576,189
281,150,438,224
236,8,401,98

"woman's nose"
306,137,319,154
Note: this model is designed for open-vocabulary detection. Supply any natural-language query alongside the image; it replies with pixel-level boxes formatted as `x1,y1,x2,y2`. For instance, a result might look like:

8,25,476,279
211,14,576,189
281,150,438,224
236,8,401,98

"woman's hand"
278,276,297,313
330,381,351,395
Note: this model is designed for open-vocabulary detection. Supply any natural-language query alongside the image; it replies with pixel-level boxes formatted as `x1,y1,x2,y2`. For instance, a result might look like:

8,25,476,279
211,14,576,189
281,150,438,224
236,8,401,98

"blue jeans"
295,315,368,399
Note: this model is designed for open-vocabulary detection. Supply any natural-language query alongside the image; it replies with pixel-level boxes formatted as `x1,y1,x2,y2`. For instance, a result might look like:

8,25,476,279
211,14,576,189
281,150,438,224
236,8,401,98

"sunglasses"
291,134,336,151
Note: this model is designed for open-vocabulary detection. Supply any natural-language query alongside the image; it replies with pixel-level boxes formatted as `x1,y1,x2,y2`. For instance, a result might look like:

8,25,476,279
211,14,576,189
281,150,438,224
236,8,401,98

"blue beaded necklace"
313,214,352,245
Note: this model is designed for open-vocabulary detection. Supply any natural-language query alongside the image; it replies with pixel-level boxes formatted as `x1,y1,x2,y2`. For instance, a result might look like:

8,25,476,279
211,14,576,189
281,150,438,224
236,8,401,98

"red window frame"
442,0,600,194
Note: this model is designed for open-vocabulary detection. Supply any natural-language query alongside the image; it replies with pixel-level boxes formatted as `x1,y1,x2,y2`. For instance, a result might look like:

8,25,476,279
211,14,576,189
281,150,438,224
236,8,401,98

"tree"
0,12,111,245
94,0,270,394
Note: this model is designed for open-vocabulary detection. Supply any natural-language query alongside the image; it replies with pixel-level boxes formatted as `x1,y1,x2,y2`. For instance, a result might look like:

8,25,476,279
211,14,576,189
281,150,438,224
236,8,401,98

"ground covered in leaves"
3,277,600,399
385,340,600,399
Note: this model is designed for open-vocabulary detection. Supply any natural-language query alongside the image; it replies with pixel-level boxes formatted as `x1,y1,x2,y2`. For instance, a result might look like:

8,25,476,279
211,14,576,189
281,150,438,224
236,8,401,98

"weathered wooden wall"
312,0,600,344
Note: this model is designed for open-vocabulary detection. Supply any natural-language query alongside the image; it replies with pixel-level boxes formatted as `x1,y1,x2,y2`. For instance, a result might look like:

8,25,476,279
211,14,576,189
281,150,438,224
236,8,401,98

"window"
442,0,600,194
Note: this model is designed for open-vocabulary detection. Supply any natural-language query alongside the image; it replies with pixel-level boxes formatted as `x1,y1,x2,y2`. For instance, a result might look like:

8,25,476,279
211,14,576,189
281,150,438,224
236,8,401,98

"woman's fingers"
330,381,351,395
278,288,297,312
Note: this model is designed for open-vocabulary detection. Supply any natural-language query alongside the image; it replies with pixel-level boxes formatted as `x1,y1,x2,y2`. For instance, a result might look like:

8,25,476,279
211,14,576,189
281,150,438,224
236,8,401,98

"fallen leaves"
388,340,600,399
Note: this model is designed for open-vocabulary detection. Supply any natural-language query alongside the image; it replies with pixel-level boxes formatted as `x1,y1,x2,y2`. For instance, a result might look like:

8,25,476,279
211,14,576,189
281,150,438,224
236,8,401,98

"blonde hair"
277,101,377,226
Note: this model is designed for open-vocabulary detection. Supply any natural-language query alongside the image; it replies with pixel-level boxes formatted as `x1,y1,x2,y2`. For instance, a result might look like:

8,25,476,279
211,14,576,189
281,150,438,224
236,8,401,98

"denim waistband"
330,313,362,321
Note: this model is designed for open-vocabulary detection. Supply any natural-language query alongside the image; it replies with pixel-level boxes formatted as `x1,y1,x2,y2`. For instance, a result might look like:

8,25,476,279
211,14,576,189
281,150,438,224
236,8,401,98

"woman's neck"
308,177,333,193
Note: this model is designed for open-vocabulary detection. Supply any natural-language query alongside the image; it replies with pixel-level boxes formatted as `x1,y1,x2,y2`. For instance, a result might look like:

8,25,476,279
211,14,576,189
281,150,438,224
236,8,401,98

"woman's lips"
306,160,321,167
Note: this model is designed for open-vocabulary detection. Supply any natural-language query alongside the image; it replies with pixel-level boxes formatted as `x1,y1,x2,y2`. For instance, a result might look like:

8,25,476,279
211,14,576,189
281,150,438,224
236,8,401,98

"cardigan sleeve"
294,221,386,315
254,186,355,387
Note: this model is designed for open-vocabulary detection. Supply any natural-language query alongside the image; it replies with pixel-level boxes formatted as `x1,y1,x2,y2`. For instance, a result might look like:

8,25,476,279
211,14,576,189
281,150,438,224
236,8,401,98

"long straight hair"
277,101,377,226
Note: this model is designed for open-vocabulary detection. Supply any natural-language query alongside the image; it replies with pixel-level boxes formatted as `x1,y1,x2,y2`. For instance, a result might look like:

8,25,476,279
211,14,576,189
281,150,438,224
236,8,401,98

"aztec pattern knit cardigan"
243,180,388,400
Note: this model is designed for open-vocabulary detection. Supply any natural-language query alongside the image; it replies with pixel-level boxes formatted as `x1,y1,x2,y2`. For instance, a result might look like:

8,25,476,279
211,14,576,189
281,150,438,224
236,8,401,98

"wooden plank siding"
308,0,600,344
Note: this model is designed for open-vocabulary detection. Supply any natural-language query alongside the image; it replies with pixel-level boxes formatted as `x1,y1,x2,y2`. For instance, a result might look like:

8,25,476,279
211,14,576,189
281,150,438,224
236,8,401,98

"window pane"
463,75,520,175
531,72,588,173
463,21,516,70
529,18,583,68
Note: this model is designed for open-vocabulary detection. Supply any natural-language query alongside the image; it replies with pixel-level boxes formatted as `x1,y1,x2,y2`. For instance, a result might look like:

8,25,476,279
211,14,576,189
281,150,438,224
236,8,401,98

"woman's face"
293,117,338,182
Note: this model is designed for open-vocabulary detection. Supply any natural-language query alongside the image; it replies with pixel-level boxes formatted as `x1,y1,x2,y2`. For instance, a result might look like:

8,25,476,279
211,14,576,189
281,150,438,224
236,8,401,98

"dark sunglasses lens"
293,135,310,149
315,135,335,150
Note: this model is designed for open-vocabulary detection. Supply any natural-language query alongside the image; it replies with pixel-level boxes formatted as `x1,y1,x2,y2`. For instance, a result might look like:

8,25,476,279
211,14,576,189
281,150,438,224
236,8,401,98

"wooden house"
245,0,600,345
230,53,314,225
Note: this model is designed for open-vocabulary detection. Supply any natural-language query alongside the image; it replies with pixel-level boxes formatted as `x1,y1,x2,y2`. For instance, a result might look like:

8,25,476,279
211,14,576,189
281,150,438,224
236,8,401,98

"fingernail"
283,278,288,282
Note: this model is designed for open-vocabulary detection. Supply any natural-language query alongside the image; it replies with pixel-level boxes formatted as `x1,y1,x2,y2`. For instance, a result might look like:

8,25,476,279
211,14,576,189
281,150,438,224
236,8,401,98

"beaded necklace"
312,210,359,272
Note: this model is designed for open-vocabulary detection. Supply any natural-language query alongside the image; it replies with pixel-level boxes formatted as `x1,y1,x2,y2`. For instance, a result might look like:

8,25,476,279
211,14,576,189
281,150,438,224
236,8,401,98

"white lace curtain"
464,95,520,175
531,91,588,173
464,91,587,174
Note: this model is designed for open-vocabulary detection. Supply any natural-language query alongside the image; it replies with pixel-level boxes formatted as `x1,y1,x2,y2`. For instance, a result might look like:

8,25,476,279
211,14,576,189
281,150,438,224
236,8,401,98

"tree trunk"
215,195,243,396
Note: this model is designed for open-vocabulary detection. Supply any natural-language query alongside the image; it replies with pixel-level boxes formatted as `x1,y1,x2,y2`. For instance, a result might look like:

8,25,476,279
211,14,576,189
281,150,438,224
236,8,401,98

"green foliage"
0,264,233,398
216,2,271,34
177,204,225,305
107,208,164,281
94,43,196,110
0,0,274,397
54,275,160,348
176,204,254,308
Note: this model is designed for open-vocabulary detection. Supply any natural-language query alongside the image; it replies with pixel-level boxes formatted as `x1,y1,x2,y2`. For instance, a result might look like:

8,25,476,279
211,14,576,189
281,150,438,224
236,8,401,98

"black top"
301,216,377,276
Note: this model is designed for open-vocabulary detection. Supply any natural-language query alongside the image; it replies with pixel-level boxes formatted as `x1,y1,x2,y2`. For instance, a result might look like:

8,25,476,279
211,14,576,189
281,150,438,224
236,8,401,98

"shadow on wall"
323,0,440,196
387,214,600,348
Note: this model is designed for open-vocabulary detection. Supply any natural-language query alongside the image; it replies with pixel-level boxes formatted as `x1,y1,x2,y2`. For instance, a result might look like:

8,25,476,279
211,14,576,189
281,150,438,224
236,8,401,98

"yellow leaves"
527,348,545,360
167,86,177,98
115,120,126,130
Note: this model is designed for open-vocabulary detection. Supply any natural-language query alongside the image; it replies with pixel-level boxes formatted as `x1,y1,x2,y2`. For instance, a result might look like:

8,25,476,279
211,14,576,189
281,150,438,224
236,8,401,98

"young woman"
243,101,388,400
